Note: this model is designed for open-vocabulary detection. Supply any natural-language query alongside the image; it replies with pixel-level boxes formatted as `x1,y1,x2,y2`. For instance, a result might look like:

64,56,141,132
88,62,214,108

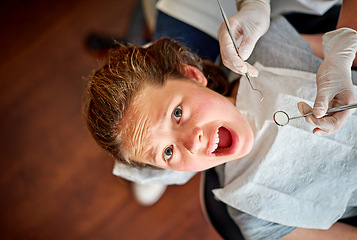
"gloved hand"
217,0,270,76
298,28,357,136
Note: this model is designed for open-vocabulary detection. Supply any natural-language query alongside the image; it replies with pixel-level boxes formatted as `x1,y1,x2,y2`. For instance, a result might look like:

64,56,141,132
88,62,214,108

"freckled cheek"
192,95,225,110
174,160,212,172
169,155,191,171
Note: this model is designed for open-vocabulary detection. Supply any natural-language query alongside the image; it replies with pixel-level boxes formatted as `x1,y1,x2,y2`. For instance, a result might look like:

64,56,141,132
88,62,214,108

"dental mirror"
273,103,357,126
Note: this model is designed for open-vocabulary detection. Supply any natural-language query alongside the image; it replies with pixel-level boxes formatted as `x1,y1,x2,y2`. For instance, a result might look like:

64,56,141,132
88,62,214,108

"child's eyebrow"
158,97,174,128
157,110,168,129
149,146,158,164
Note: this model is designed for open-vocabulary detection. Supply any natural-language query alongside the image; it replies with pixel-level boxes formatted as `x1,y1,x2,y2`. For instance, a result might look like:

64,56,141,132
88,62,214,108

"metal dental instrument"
217,0,264,101
273,103,357,126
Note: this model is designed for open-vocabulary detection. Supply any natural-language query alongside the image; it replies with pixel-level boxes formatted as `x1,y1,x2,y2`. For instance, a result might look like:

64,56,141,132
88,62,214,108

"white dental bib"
213,62,357,229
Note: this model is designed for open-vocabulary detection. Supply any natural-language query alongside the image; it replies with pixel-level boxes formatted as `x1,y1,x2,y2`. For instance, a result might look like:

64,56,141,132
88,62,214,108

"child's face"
123,76,254,172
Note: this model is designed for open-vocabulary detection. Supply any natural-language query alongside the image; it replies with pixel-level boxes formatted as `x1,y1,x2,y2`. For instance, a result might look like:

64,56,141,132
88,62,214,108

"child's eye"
163,145,173,162
172,105,182,123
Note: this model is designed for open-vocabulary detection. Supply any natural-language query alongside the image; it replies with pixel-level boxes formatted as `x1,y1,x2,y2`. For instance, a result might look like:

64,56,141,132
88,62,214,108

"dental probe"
217,0,264,101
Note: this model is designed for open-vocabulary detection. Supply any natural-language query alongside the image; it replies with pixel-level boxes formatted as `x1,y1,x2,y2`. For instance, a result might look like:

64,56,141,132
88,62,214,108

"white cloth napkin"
213,62,357,229
112,161,196,185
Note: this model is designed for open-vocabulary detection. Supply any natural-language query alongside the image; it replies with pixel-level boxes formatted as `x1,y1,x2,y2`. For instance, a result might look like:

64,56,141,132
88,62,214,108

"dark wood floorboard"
0,0,222,239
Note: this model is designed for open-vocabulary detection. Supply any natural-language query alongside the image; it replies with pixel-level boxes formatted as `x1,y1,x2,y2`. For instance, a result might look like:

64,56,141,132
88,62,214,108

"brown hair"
84,38,229,168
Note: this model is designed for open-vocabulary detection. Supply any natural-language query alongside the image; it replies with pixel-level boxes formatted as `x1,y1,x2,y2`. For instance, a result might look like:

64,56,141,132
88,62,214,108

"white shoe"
132,183,167,206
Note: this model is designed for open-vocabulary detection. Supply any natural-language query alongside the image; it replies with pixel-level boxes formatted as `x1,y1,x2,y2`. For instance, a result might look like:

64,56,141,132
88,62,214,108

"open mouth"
211,126,232,154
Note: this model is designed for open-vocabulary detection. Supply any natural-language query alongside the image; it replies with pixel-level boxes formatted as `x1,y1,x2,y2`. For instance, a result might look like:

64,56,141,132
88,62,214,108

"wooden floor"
0,0,221,239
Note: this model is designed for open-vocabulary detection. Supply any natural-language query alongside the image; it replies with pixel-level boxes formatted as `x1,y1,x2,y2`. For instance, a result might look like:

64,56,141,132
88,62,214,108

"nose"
182,126,203,154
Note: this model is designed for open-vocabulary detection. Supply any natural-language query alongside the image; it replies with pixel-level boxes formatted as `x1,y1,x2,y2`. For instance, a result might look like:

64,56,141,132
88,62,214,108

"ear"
182,64,208,87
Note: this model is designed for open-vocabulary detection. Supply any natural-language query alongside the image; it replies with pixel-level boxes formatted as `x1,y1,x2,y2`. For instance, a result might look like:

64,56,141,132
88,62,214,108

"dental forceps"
217,0,264,101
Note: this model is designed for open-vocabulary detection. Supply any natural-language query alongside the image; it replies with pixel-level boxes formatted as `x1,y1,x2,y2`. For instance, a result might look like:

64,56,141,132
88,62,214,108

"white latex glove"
298,28,357,136
217,0,270,76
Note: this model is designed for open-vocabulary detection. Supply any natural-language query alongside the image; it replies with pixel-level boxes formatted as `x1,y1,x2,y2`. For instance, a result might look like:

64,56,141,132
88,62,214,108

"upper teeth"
211,132,220,153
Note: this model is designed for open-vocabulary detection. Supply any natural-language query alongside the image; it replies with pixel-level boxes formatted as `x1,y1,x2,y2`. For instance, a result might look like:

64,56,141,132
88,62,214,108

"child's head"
84,38,254,171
